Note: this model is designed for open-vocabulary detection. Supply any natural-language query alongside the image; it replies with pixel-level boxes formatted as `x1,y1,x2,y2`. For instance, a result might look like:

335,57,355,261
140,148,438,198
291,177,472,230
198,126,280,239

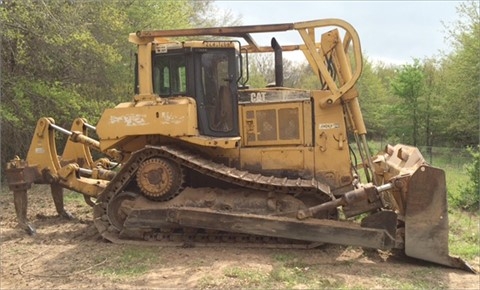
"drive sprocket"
136,157,184,201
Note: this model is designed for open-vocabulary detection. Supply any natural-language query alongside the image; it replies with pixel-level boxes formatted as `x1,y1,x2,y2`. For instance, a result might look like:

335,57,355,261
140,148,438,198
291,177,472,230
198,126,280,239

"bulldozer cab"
134,40,240,137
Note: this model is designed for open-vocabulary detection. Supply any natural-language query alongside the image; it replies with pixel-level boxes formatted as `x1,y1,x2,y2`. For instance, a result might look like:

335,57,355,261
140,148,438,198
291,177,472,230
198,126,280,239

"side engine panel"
238,89,353,191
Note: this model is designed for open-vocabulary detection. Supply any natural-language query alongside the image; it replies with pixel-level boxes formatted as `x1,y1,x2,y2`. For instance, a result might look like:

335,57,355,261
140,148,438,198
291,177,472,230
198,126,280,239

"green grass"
63,190,87,202
99,246,161,277
441,150,479,261
199,267,269,289
272,252,295,263
376,273,432,290
199,252,348,289
448,210,479,260
271,252,348,288
200,253,454,290
224,266,269,286
269,264,345,289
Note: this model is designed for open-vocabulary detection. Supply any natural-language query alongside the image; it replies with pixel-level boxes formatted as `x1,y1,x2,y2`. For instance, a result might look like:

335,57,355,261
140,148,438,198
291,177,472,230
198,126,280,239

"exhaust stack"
271,37,283,87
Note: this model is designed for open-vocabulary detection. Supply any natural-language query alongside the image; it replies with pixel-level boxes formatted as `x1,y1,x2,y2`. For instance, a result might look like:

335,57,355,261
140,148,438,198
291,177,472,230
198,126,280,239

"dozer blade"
405,166,476,273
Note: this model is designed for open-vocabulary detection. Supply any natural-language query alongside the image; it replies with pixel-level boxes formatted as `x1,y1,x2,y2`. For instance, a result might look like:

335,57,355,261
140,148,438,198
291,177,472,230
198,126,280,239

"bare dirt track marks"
1,185,478,289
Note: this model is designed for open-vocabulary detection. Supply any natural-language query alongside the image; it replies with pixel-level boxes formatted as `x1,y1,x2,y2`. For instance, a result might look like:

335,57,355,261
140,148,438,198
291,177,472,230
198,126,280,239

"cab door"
194,49,239,137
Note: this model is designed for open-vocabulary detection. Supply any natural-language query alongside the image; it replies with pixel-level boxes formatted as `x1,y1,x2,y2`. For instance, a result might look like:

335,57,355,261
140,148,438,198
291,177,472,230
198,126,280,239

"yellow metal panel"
96,99,198,151
261,149,304,170
178,136,240,149
61,118,94,168
240,102,306,147
240,147,314,174
183,41,239,50
26,118,61,175
137,43,153,95
311,92,353,190
302,101,313,147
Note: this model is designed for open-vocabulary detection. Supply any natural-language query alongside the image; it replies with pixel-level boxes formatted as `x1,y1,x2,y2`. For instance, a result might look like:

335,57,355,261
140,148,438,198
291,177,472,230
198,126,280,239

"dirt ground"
1,186,478,289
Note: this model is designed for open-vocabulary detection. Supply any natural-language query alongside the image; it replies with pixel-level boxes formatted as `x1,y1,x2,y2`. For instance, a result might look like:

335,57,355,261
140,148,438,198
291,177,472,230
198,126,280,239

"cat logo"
250,92,266,103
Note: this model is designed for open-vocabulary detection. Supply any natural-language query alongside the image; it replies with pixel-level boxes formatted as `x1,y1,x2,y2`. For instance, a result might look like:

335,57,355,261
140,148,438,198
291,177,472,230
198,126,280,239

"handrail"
131,18,362,104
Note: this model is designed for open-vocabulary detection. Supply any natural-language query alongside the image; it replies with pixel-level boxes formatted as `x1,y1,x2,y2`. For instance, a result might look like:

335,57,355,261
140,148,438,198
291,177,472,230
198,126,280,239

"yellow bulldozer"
5,19,475,272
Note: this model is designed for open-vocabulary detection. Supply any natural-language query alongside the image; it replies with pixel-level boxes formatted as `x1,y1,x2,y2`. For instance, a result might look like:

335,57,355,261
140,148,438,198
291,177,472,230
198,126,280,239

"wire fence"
416,146,472,169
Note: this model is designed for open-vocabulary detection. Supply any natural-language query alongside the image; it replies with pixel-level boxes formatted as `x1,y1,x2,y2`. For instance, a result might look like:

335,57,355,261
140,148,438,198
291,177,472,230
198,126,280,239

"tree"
452,146,480,210
296,63,323,90
246,54,305,88
0,0,236,173
390,60,425,146
1,0,129,165
440,1,480,146
356,58,390,140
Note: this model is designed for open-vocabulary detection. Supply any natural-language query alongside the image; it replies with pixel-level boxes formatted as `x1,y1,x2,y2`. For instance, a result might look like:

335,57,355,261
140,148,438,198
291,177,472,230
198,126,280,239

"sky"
215,1,462,65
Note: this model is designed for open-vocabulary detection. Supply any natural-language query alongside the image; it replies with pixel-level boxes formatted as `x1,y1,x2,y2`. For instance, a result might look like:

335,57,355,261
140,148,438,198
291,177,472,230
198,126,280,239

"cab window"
152,54,186,96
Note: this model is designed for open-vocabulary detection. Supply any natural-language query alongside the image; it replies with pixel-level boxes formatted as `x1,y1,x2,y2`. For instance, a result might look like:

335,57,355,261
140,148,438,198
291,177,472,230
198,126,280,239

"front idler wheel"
107,191,138,231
